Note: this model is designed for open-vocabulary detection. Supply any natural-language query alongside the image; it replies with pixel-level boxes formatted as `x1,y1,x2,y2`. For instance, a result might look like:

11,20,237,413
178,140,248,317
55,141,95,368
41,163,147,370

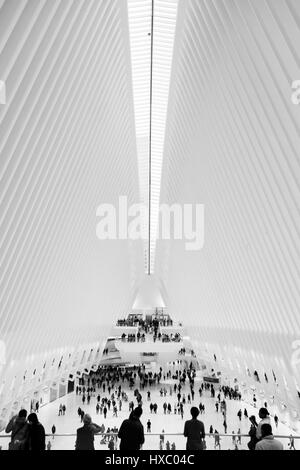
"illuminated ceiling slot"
128,0,178,274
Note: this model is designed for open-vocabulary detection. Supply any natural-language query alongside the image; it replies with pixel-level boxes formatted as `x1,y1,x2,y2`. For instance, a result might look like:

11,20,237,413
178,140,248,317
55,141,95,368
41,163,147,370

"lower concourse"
0,0,299,454
1,361,297,451
20,371,299,450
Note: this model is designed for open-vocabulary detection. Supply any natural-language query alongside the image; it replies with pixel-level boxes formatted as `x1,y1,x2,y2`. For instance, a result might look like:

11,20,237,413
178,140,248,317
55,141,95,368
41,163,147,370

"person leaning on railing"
247,415,259,450
5,409,30,450
118,407,145,451
183,407,205,450
75,414,102,450
255,424,284,450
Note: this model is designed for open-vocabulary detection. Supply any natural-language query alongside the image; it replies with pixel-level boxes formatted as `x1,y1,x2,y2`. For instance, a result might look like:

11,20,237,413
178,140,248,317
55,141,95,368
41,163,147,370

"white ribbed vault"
0,0,300,428
0,0,144,425
156,0,300,418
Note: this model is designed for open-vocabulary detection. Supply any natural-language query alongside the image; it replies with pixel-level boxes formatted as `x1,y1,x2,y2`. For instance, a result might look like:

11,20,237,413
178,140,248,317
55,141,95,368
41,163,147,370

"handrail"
0,432,299,439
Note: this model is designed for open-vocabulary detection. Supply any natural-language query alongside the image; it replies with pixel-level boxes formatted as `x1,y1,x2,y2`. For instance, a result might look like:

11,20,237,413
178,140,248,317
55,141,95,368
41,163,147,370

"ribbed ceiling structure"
156,0,300,420
0,0,300,429
0,0,144,425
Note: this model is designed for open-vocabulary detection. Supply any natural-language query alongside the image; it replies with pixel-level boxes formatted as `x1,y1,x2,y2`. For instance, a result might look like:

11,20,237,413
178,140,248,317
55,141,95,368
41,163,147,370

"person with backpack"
5,409,30,450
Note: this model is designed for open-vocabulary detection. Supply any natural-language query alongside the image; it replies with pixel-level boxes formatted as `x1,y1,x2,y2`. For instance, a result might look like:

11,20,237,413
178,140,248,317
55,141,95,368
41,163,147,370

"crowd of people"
117,331,182,344
117,315,174,329
178,347,196,357
2,363,295,451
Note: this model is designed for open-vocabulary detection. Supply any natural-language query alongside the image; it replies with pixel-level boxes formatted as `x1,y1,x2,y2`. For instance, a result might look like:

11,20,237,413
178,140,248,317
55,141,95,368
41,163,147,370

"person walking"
118,407,145,451
237,428,242,445
214,430,221,450
183,407,205,450
160,429,165,446
289,435,296,450
108,436,115,450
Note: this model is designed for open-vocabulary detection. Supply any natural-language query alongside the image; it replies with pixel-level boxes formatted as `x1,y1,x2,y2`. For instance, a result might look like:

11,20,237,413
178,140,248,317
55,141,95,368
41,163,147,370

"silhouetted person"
118,407,145,450
256,408,270,440
289,435,296,450
5,409,30,450
27,413,46,451
247,415,258,450
183,407,205,450
75,414,102,450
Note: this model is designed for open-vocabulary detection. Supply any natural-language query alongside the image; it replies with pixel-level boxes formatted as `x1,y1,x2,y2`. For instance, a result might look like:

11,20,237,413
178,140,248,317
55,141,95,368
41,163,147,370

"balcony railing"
0,432,299,450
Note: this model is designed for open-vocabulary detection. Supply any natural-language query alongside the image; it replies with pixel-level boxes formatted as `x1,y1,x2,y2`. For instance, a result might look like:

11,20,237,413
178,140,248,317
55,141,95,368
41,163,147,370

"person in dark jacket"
75,414,102,450
28,413,46,451
247,415,259,450
118,407,145,450
183,407,205,450
5,409,30,450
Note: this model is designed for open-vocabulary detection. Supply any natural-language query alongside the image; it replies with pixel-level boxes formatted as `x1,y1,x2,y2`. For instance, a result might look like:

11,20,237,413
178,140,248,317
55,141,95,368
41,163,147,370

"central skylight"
128,0,178,274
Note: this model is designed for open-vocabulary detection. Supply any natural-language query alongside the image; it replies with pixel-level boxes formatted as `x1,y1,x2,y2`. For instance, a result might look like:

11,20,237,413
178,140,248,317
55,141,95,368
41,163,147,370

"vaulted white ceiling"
155,0,300,414
0,0,144,419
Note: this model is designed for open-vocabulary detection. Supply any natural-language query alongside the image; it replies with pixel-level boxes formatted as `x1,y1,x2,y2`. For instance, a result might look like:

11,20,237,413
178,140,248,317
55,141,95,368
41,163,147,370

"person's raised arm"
92,423,102,434
5,416,16,434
